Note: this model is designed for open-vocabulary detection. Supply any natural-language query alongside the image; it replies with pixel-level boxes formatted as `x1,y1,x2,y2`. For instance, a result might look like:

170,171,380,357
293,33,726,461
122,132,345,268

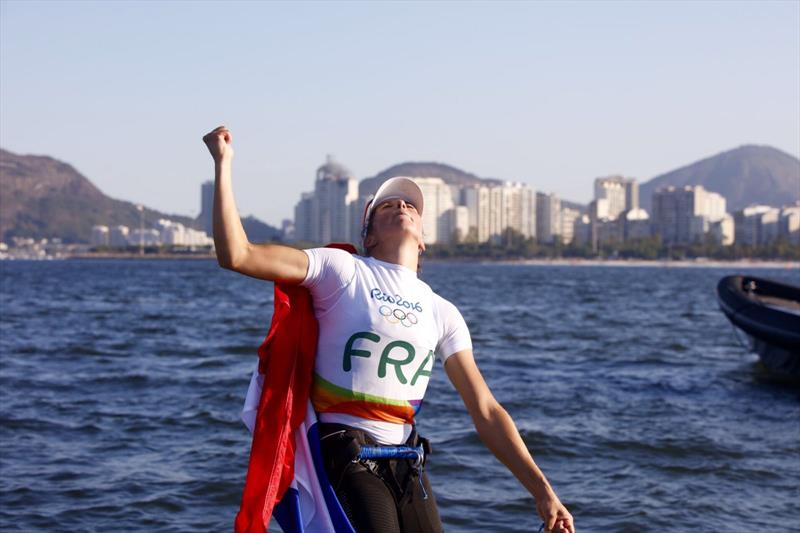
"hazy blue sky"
1,0,798,226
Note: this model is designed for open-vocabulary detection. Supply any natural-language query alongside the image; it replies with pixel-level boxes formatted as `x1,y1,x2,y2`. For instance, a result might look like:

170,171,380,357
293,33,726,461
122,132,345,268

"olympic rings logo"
379,305,419,328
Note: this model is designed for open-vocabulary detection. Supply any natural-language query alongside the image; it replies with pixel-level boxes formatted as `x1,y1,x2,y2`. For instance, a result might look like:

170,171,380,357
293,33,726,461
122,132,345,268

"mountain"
640,145,800,212
0,148,279,243
561,199,587,214
360,161,588,212
358,162,502,197
241,215,282,243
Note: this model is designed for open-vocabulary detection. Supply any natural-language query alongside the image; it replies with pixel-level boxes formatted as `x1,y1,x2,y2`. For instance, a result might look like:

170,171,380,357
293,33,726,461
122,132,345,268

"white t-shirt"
301,248,472,444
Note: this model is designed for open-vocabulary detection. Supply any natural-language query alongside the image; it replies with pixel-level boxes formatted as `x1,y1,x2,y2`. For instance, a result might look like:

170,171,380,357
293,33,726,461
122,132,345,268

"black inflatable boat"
717,275,800,381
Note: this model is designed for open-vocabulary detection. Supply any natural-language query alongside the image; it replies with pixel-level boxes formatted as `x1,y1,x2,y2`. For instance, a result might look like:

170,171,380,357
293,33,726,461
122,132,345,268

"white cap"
361,177,425,240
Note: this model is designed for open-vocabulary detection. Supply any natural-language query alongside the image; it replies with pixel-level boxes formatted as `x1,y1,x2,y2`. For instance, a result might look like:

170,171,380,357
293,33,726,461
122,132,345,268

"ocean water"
1,259,798,532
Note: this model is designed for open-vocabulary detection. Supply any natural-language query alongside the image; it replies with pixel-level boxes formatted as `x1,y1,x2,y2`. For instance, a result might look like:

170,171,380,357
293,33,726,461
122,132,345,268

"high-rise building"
200,181,214,235
91,225,109,246
594,176,628,220
780,205,800,245
651,185,727,244
154,218,212,246
281,219,295,241
129,228,161,246
461,182,535,243
625,180,639,211
536,192,561,243
709,214,735,246
110,225,130,248
404,177,453,245
462,186,490,242
446,206,470,243
734,204,799,246
560,207,581,245
500,182,536,240
293,192,314,242
293,156,359,244
760,208,781,244
733,205,773,246
596,218,623,246
572,215,592,247
313,157,359,243
623,208,651,241
158,219,185,245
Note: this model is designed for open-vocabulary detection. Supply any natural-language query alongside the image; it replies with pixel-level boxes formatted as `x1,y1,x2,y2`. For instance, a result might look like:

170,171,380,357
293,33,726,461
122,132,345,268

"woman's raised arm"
202,126,308,283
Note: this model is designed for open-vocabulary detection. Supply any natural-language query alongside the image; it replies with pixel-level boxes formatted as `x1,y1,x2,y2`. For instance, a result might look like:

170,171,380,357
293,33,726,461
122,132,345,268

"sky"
1,0,798,226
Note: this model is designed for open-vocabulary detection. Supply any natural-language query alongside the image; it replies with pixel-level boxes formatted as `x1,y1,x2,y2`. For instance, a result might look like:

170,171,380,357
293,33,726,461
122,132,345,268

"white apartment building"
594,177,628,220
199,180,214,235
110,225,130,247
709,214,735,246
411,177,455,245
625,180,640,211
651,186,727,244
780,205,800,245
293,165,540,247
572,215,592,247
281,219,295,241
91,225,110,246
733,205,774,246
463,186,490,242
596,218,623,246
501,182,536,240
734,204,800,246
536,192,561,243
129,228,161,246
157,218,213,246
560,207,581,245
293,157,359,244
760,209,781,244
460,182,535,244
294,192,314,243
448,205,470,243
623,208,651,241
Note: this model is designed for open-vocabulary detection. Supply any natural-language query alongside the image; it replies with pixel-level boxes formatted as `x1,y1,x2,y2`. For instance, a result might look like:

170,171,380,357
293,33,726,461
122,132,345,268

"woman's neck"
369,240,419,273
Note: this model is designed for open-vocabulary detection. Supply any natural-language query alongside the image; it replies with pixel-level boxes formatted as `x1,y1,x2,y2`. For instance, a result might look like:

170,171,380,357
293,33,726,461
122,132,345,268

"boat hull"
716,275,800,381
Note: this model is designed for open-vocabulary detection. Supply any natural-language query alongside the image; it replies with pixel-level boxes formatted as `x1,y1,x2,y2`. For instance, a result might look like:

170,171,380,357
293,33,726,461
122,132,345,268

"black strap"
319,423,431,502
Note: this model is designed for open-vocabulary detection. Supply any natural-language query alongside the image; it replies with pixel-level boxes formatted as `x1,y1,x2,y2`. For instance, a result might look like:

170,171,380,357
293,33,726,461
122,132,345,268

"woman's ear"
364,232,377,250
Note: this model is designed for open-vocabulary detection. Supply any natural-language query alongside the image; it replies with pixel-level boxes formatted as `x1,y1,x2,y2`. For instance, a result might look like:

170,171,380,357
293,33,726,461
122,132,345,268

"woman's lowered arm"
202,126,308,284
444,349,574,533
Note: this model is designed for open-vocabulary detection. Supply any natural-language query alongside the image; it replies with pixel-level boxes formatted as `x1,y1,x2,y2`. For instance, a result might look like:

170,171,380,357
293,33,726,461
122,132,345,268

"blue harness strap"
354,444,425,466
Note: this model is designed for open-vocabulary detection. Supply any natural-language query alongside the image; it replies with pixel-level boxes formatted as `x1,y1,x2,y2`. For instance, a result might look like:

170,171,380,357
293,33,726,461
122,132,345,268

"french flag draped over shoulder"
235,243,357,533
242,378,354,533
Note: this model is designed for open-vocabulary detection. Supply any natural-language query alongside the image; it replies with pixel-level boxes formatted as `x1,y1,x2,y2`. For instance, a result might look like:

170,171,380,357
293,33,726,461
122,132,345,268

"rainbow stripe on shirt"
311,373,422,425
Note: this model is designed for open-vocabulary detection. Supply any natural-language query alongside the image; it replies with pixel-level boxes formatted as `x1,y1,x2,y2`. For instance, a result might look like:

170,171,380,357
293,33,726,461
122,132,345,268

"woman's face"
365,197,425,251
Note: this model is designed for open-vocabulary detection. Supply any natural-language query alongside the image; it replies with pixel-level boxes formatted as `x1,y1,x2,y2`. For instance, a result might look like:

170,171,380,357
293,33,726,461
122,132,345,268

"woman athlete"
203,125,575,533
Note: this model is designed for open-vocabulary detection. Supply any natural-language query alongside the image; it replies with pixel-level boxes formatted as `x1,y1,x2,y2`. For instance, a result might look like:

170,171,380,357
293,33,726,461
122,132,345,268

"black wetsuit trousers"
319,423,444,533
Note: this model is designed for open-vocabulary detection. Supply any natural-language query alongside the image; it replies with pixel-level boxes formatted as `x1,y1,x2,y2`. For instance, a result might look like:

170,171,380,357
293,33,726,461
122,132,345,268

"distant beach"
61,252,800,270
66,252,217,260
486,258,800,269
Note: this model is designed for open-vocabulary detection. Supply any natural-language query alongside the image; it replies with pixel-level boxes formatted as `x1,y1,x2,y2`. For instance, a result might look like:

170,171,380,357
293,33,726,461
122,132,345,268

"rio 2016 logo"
379,305,418,328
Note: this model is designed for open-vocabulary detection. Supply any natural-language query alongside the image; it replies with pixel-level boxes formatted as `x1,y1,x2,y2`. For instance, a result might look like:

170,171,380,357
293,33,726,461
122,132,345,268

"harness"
320,424,433,502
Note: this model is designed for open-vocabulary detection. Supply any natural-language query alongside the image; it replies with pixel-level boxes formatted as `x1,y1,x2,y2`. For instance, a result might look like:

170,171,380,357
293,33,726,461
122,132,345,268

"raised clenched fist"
202,125,234,163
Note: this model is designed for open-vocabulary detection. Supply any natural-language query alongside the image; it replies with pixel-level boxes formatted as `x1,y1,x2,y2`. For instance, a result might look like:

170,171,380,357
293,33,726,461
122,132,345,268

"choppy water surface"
1,259,798,532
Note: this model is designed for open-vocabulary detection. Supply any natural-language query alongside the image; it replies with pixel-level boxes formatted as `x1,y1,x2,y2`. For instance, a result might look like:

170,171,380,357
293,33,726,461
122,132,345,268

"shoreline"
61,253,800,269
67,253,217,260
1,252,796,269
477,258,800,269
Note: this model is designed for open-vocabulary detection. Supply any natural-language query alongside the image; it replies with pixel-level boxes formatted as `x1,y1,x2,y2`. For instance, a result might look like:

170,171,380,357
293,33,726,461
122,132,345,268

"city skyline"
287,158,799,249
2,1,798,227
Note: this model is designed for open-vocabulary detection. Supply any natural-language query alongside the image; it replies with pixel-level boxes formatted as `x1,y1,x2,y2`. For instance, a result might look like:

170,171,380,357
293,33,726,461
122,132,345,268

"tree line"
422,230,800,261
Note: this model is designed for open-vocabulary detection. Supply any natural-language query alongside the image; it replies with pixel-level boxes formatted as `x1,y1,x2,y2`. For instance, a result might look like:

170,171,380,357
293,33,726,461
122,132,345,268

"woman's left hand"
536,489,574,533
